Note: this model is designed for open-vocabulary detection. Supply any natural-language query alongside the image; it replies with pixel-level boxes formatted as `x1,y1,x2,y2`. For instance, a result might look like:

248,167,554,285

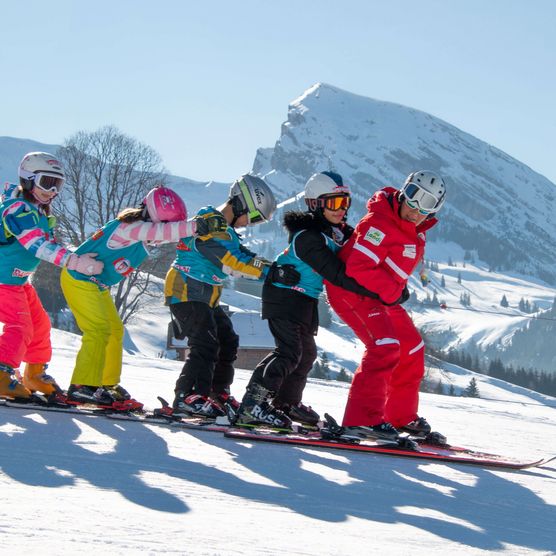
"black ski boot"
399,416,432,437
278,401,320,426
343,422,400,441
173,392,226,419
236,383,292,429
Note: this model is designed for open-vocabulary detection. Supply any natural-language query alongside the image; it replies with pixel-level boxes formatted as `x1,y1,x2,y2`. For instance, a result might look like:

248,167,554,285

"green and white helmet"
229,174,276,225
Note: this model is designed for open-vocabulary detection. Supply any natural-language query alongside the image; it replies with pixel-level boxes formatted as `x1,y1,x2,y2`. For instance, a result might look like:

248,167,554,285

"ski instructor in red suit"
326,171,446,441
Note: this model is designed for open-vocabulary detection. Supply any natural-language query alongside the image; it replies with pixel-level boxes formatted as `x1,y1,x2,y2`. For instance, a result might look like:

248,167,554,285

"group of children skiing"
0,151,446,442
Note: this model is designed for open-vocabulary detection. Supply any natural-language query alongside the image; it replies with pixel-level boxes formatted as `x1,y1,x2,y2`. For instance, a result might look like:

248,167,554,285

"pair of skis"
1,395,554,470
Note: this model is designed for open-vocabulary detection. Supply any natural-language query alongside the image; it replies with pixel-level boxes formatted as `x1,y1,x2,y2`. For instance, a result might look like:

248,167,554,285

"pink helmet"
143,185,187,223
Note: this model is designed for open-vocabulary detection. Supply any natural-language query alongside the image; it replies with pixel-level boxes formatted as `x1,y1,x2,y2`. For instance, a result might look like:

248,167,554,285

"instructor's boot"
0,363,31,399
23,363,61,396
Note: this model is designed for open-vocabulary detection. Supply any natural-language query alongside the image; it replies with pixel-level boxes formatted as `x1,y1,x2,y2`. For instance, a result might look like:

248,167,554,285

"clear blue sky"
2,0,555,183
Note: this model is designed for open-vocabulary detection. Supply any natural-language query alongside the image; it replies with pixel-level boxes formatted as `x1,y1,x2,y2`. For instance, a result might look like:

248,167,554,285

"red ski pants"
0,283,52,369
326,285,425,428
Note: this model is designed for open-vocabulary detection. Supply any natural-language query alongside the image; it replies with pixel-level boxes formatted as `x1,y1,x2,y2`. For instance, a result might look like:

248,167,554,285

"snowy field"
0,330,555,556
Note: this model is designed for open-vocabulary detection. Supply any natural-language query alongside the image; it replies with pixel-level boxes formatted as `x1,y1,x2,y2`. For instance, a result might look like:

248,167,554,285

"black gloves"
194,213,228,236
394,286,410,305
266,263,301,287
383,286,410,306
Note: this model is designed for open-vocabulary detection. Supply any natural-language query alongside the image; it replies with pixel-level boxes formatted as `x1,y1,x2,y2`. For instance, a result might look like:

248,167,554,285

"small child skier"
0,152,104,400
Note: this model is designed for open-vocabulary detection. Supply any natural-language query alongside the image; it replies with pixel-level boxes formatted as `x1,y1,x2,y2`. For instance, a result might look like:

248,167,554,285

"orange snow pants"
0,283,52,369
326,284,425,428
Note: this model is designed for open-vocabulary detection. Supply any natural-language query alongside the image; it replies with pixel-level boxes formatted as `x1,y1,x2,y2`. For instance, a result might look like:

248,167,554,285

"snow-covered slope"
0,328,554,555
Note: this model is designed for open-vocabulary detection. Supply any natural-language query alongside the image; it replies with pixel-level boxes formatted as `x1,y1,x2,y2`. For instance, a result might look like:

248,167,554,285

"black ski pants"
170,301,239,397
249,317,317,406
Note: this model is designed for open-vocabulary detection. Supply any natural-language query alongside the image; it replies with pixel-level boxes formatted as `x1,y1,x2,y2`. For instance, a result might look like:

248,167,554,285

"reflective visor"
322,195,351,211
34,172,65,193
403,182,439,211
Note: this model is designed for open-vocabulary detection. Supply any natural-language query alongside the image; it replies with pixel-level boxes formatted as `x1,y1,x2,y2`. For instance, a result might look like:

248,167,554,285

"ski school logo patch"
364,227,385,246
403,244,417,258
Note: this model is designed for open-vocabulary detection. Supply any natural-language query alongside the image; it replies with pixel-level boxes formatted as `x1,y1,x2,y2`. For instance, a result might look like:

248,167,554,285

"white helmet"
18,152,65,193
304,171,351,212
400,170,446,213
229,174,276,225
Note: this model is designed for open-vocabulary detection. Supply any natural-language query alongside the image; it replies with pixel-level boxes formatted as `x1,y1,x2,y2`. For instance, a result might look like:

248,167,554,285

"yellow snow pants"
60,269,124,387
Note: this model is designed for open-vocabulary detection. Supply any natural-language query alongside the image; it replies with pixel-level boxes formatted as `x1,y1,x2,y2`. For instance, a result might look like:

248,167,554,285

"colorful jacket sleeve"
195,231,268,280
1,182,19,202
107,219,196,247
2,200,72,266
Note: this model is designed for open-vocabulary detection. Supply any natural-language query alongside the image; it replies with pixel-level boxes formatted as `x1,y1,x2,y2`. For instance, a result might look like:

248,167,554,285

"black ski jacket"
262,211,378,332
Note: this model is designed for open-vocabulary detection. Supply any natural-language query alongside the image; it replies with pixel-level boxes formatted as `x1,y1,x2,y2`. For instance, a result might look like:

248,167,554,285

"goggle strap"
238,180,264,223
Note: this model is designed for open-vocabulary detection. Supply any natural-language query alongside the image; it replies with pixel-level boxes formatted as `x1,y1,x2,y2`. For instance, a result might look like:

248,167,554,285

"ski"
3,396,552,469
223,414,555,470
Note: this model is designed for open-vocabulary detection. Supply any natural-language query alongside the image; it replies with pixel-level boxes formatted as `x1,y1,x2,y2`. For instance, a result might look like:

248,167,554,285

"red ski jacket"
338,187,437,304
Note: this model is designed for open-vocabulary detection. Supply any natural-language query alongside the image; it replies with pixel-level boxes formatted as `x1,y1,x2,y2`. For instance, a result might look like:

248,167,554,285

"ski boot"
212,391,241,421
235,383,292,429
104,384,131,401
173,392,226,419
67,384,116,405
343,422,400,442
399,417,448,445
22,363,62,396
399,416,432,437
277,401,320,427
0,363,31,399
103,384,144,411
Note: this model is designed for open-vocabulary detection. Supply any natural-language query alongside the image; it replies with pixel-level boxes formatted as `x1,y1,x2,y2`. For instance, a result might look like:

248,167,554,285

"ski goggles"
32,172,65,193
403,182,440,214
321,195,351,211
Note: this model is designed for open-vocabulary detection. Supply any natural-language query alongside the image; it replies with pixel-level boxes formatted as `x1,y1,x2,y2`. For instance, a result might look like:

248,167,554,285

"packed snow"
1,316,555,555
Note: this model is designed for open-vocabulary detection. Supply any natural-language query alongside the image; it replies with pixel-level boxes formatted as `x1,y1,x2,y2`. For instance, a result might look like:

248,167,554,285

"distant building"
167,304,274,369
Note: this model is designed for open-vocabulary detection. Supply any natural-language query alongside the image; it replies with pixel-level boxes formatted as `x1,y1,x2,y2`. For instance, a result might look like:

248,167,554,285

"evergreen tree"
448,384,456,396
440,275,446,288
336,367,351,383
457,272,462,284
309,361,325,379
319,352,331,380
500,294,509,308
464,377,480,398
434,379,444,395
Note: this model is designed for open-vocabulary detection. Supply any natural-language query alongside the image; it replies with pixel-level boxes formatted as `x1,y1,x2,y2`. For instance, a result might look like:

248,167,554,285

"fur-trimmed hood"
283,210,332,237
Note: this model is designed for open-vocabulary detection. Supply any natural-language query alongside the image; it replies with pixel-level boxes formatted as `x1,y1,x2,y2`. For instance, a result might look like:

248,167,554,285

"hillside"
0,327,554,555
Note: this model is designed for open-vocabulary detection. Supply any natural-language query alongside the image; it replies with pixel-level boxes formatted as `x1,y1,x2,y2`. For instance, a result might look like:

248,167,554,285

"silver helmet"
400,170,446,213
229,174,276,225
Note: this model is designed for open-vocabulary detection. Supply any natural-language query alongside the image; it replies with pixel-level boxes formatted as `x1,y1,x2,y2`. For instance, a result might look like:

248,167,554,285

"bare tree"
49,126,170,323
55,125,164,244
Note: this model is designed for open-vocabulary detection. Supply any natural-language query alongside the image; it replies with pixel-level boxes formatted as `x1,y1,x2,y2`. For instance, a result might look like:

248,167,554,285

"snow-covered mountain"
3,81,556,373
0,136,60,183
253,83,556,285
